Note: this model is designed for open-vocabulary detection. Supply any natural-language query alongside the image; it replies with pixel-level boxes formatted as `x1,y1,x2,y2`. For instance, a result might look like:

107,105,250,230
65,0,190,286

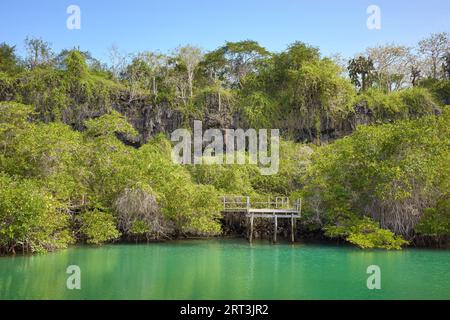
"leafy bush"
77,209,121,245
0,174,72,253
325,217,408,249
415,197,450,238
188,160,257,195
251,140,313,195
398,87,440,117
356,87,439,122
419,79,450,105
303,108,449,245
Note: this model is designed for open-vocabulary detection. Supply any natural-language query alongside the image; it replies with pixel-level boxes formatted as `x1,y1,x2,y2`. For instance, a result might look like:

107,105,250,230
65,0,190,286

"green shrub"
415,197,450,238
398,87,440,117
419,79,450,105
0,174,73,253
357,87,440,122
77,209,121,245
348,218,408,249
303,108,449,246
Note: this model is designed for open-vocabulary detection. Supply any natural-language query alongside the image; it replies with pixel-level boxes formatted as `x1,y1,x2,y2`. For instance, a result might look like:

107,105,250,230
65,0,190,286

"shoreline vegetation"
0,33,449,255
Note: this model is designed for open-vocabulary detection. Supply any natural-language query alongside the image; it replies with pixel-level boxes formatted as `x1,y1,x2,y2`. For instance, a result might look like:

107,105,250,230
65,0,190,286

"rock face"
112,98,373,145
112,95,183,144
109,92,437,146
201,92,235,129
112,91,238,144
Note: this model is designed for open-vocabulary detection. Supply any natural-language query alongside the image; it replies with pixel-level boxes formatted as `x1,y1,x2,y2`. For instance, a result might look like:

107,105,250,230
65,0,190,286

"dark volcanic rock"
112,94,183,144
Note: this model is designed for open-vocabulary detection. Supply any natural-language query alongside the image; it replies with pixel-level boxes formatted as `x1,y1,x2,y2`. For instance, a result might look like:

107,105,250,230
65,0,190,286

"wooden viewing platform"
220,196,302,243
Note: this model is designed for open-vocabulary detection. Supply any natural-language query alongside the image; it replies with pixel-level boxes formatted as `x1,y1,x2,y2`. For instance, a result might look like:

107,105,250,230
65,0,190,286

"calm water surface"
0,239,449,299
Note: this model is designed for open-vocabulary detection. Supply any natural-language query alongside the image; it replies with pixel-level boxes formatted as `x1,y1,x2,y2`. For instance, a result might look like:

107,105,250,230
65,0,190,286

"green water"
0,239,449,300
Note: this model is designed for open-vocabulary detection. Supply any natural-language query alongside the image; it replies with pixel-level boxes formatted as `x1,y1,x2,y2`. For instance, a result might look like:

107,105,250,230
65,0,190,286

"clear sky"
1,0,449,63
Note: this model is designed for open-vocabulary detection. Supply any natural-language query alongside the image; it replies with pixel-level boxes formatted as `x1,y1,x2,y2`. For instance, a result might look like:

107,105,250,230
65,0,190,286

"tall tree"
140,52,169,96
122,54,153,102
348,56,375,92
208,40,269,88
443,53,450,80
408,54,424,87
24,37,53,69
418,32,450,79
0,43,20,74
174,45,203,98
410,65,422,87
366,44,411,91
108,44,127,80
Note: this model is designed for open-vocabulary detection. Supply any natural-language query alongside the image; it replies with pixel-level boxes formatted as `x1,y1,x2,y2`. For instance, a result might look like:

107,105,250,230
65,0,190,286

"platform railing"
220,196,301,213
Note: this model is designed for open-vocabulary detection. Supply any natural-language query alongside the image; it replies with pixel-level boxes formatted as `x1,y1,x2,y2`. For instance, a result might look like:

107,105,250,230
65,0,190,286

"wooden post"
246,196,250,210
249,214,254,243
291,214,295,243
274,215,277,243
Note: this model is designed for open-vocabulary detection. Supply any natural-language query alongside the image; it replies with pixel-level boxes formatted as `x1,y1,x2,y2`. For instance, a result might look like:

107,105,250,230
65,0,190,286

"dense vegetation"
0,33,448,253
299,109,449,248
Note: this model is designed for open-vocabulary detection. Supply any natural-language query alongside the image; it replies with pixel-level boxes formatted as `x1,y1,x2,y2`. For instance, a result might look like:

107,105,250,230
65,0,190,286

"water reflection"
0,240,449,299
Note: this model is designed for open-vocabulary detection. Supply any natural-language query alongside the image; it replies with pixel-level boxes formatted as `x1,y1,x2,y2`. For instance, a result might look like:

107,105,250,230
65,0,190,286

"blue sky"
1,0,449,63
